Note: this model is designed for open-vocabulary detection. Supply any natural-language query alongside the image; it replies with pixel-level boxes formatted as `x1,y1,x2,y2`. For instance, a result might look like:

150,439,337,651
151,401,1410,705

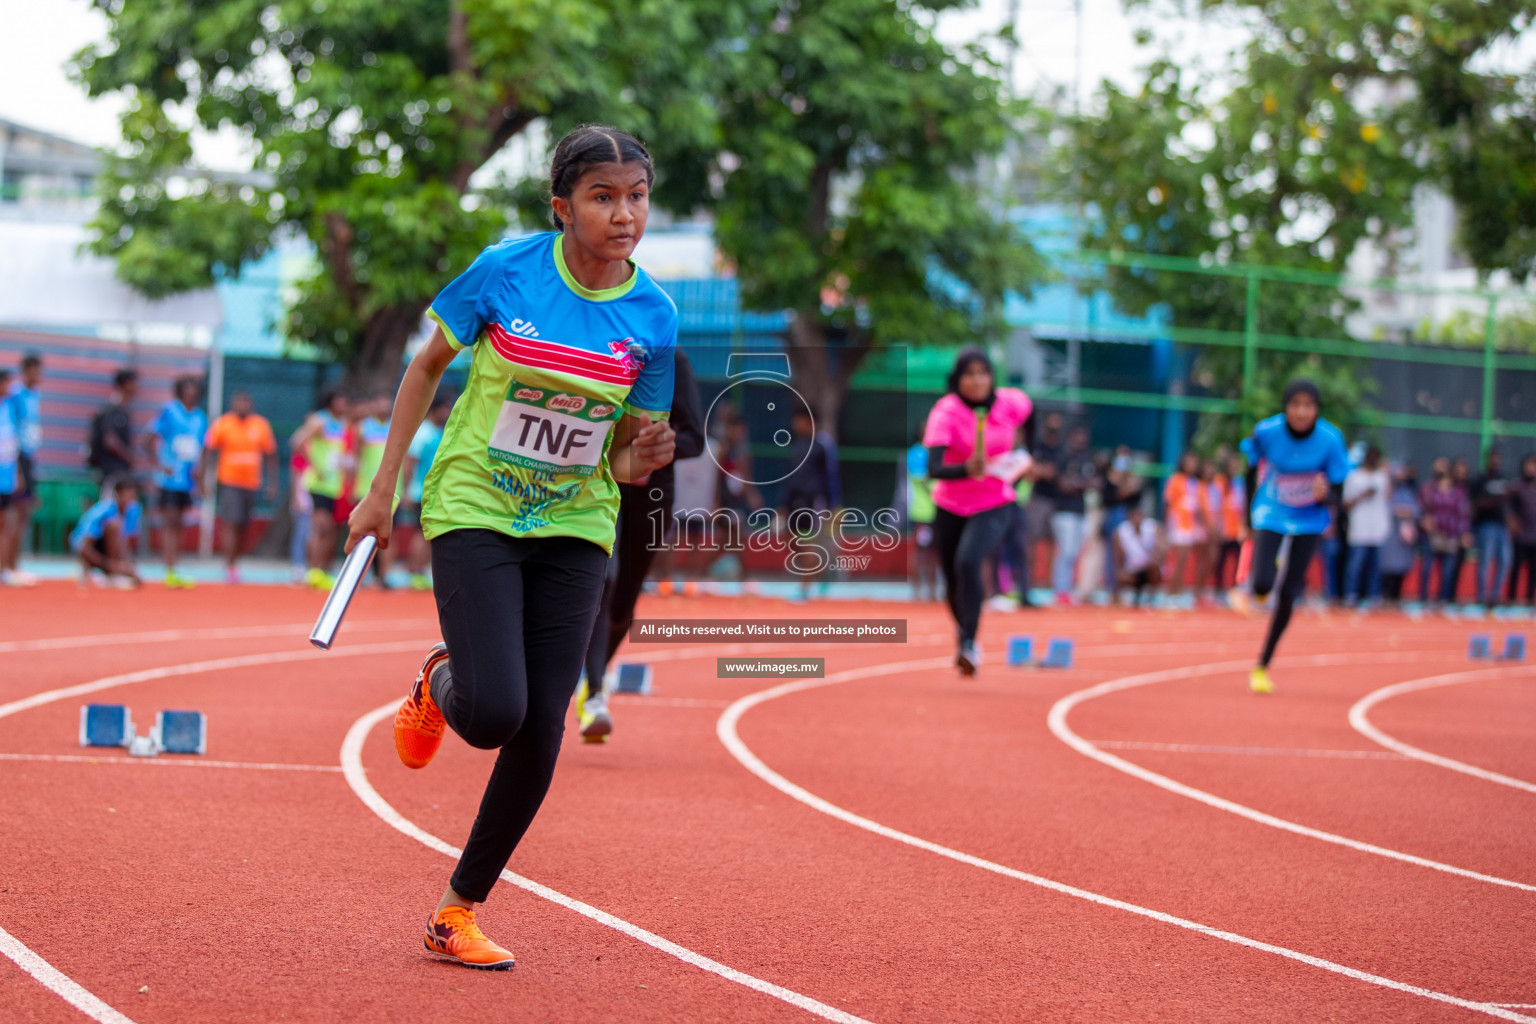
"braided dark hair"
549,125,654,230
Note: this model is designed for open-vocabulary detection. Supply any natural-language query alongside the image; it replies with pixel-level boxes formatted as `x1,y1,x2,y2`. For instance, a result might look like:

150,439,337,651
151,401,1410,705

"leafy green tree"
672,0,1044,434
1067,0,1535,448
74,0,727,390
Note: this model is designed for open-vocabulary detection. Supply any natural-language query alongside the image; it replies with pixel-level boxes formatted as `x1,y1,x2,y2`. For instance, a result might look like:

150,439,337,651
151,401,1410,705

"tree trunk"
343,298,432,395
783,312,874,443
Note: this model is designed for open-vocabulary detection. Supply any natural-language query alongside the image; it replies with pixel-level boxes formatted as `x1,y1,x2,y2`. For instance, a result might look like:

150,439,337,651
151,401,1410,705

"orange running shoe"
423,905,515,970
394,642,449,769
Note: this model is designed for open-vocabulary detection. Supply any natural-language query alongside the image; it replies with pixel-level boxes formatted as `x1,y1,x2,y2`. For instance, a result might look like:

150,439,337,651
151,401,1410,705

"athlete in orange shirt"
201,391,277,583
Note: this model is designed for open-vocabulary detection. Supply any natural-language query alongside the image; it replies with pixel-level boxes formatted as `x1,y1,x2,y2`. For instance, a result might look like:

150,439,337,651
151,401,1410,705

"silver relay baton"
309,534,377,650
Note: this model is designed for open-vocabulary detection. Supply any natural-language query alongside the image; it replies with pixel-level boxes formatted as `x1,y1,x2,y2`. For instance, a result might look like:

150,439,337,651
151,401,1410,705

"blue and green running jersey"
70,498,142,551
352,416,391,496
1240,413,1350,536
151,400,207,493
422,232,676,552
299,411,347,499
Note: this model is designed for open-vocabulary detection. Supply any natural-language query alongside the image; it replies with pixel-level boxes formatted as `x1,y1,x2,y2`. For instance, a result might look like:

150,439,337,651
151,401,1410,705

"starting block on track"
1004,636,1074,669
80,704,134,748
612,663,653,695
1040,638,1075,669
1502,634,1526,662
153,710,207,755
1469,635,1493,660
1006,636,1034,667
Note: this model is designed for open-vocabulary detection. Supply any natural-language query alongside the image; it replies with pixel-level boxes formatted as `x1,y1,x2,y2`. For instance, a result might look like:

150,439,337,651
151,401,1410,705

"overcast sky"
0,0,1239,167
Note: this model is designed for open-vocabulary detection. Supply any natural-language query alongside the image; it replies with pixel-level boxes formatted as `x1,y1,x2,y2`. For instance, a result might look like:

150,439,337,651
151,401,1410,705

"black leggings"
584,483,669,684
1249,529,1322,668
932,504,1015,643
1510,542,1536,604
1213,540,1242,589
430,528,609,903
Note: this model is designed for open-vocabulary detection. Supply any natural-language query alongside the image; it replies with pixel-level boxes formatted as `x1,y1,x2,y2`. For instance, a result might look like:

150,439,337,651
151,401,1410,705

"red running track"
0,584,1532,1022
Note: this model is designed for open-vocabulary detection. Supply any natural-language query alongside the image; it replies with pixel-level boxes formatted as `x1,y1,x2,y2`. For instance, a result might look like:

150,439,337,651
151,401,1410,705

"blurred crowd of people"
0,353,456,590
907,409,1536,612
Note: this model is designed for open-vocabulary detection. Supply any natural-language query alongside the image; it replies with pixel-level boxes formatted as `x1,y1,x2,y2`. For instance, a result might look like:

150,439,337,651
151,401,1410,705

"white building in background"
0,117,222,347
1346,186,1535,342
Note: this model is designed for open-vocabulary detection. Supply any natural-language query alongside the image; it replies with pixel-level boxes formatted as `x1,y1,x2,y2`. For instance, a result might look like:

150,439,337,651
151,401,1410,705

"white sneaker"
579,693,613,741
3,569,38,587
985,594,1019,612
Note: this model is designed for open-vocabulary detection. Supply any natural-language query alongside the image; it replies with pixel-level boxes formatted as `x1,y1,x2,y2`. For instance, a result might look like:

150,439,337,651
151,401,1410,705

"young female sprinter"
346,125,677,969
1235,378,1350,693
922,349,1033,675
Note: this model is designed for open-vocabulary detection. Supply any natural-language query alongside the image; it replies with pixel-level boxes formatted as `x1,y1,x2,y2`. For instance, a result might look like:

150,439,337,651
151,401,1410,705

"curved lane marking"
717,655,1536,1023
1,639,875,1024
1349,666,1536,795
0,619,436,655
1047,653,1536,892
0,641,431,1024
341,702,876,1024
0,924,136,1024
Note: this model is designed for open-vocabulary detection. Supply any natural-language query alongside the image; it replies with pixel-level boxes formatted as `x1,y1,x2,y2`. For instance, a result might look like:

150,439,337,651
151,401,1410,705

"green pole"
1242,271,1260,430
1481,295,1497,458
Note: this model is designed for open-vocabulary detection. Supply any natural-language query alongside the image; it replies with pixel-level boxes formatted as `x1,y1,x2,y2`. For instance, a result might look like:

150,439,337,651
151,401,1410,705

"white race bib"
172,435,201,462
487,382,622,477
1275,472,1318,507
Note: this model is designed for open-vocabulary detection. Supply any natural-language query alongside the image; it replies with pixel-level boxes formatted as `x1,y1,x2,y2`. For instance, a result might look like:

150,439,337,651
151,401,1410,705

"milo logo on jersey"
487,380,625,477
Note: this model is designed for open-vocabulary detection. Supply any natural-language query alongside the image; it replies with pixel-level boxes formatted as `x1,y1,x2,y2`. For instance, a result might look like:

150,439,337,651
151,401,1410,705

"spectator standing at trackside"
292,389,351,590
1212,452,1248,590
1470,449,1512,608
1449,457,1474,598
1507,455,1536,606
398,394,454,591
1026,412,1063,596
779,408,839,600
88,369,139,485
0,369,19,586
145,376,207,589
1379,463,1421,606
1419,457,1471,605
1341,446,1390,607
4,353,43,586
1073,450,1112,602
202,391,278,584
1049,425,1096,606
1100,444,1144,593
1162,451,1206,600
905,442,940,602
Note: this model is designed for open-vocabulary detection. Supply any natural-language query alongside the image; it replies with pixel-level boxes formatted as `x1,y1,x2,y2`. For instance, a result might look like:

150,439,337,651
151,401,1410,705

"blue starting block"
1006,636,1034,667
153,710,207,755
1502,633,1527,662
1468,635,1493,660
1004,635,1074,669
613,663,653,695
79,704,133,748
1040,638,1075,669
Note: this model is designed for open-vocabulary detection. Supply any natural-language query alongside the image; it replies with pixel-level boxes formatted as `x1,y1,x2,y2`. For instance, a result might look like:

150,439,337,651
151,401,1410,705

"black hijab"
1281,377,1321,439
946,348,996,410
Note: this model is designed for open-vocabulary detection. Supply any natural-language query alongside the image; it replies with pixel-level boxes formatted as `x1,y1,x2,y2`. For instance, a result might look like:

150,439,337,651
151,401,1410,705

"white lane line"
341,702,876,1024
0,619,435,655
0,640,434,1024
1091,740,1411,761
0,752,341,773
1348,666,1536,795
611,696,732,708
0,642,430,723
1047,653,1536,892
716,657,1536,1024
0,923,137,1024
